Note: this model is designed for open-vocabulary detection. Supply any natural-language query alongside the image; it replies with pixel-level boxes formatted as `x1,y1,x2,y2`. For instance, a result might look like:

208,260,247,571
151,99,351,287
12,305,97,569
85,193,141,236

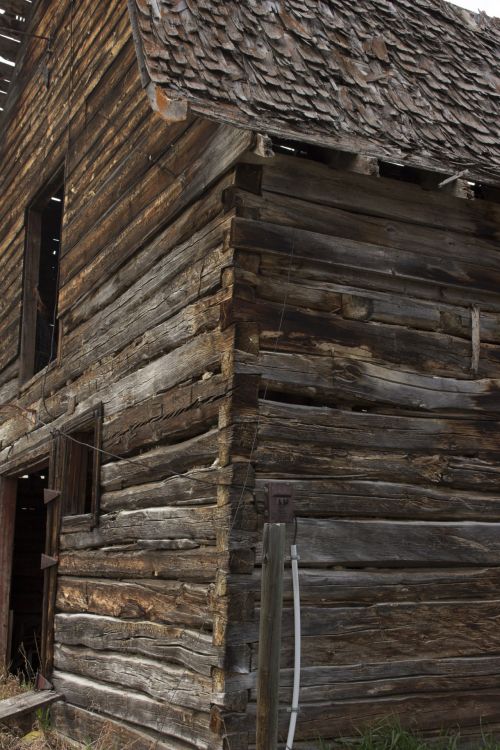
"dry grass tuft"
0,672,31,702
0,674,155,749
0,725,79,750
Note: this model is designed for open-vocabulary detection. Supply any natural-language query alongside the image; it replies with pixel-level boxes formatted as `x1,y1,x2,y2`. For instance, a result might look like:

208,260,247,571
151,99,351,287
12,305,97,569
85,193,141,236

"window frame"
19,168,65,385
59,403,103,530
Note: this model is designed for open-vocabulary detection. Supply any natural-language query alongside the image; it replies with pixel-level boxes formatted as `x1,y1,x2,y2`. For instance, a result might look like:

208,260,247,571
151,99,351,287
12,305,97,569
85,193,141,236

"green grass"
319,721,500,750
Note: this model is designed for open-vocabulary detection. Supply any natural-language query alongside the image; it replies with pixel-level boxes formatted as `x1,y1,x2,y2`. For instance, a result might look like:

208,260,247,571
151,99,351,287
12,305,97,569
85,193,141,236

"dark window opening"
8,470,48,679
34,186,63,374
63,429,96,517
378,160,424,184
60,406,103,522
20,174,64,383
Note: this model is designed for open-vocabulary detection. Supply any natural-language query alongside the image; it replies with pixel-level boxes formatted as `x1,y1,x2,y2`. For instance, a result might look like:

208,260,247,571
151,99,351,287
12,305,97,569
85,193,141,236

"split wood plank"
0,691,63,722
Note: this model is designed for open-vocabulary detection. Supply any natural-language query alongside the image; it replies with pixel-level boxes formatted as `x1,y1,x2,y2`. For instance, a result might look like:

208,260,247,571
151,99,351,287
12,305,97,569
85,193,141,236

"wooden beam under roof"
0,0,33,19
0,0,37,121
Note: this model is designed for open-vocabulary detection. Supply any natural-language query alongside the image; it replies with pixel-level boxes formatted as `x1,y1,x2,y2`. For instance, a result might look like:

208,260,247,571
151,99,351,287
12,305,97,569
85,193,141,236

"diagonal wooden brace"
40,553,58,570
43,489,60,504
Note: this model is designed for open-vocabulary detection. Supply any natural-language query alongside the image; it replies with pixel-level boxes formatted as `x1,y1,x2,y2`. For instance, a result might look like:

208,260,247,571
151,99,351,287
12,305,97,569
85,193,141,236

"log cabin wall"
219,153,500,747
0,0,253,747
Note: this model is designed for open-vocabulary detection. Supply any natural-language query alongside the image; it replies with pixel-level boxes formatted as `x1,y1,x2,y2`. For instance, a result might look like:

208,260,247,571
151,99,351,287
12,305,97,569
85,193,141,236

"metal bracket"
266,483,295,523
35,673,53,691
44,489,60,504
41,554,58,570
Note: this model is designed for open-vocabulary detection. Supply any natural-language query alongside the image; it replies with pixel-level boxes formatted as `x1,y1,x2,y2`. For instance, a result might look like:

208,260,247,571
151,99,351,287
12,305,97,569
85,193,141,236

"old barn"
1,0,500,747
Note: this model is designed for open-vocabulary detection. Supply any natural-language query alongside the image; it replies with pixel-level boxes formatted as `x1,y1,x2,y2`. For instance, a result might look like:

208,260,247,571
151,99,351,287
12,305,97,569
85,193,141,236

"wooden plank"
0,691,62,721
255,524,286,750
41,437,61,676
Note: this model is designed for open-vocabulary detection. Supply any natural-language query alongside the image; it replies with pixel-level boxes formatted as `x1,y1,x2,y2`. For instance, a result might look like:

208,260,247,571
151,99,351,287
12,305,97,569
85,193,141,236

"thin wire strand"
0,26,51,41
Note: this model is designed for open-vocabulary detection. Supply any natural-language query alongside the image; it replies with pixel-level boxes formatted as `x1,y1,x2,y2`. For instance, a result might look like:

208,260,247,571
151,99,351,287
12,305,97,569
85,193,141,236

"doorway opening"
8,469,48,678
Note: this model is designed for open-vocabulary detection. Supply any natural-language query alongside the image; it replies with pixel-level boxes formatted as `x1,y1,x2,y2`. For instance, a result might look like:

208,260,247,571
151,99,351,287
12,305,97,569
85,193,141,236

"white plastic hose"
286,543,301,750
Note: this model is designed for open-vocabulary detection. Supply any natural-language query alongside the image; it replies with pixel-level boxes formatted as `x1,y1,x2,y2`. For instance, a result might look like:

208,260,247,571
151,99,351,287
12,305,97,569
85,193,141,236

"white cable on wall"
286,543,301,750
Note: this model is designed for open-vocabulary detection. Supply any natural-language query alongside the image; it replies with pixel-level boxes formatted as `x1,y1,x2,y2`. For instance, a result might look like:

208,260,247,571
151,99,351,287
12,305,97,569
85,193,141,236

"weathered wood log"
230,291,500,377
58,547,224,581
249,446,500,491
59,123,252,314
0,326,228,457
51,671,217,750
59,224,230,382
100,468,220,512
60,505,218,551
51,703,186,750
236,350,500,412
230,567,500,607
256,400,500,456
256,517,500,566
54,644,212,709
231,214,500,310
242,690,500,739
56,577,212,627
253,478,500,521
63,177,234,333
55,613,221,676
269,658,500,703
103,373,227,457
100,430,219,491
231,600,500,672
260,156,500,238
228,655,500,702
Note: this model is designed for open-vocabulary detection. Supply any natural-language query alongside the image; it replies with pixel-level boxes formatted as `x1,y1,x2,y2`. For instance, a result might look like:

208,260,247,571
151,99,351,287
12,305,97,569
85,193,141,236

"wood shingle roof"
129,0,500,183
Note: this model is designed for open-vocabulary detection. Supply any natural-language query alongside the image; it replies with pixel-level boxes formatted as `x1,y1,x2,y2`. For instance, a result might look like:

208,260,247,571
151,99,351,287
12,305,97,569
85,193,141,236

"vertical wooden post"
0,477,17,670
256,523,286,750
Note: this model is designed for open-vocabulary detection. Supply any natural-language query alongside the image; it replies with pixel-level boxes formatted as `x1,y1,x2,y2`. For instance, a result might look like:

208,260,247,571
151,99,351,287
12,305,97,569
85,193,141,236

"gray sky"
447,0,500,14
